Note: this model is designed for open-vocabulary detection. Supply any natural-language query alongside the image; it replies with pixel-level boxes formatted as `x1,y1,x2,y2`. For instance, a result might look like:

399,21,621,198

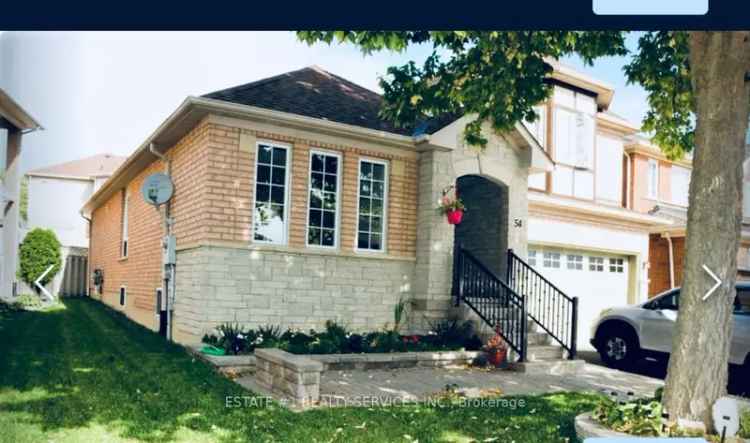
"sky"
0,31,648,173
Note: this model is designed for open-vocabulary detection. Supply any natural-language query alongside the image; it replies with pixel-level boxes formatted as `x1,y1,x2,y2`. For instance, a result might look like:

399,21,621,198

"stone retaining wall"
254,348,323,406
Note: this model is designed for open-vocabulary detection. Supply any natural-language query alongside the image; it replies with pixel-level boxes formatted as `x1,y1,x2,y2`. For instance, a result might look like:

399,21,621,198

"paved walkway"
318,363,664,405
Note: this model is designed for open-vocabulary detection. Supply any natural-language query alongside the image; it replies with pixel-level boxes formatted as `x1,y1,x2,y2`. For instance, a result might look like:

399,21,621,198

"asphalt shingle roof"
28,153,126,178
202,66,455,137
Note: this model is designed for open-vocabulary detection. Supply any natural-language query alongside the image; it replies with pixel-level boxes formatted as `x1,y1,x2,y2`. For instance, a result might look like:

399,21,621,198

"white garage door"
528,247,630,351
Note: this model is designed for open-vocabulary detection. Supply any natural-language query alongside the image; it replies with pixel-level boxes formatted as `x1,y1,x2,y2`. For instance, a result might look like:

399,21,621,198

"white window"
523,105,547,148
595,134,624,203
589,256,605,272
528,249,538,267
671,165,691,207
609,258,624,273
357,159,388,251
253,142,290,244
647,159,659,199
553,102,595,168
543,251,561,268
119,286,126,307
121,189,129,258
567,254,583,270
307,150,341,248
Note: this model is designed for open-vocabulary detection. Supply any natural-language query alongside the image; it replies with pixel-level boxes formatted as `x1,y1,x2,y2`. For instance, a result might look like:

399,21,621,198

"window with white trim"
609,258,624,273
307,151,340,248
671,165,690,207
567,254,583,270
121,189,129,257
253,142,289,244
119,286,126,307
543,251,561,268
589,256,605,272
357,159,388,251
528,250,538,267
647,159,659,199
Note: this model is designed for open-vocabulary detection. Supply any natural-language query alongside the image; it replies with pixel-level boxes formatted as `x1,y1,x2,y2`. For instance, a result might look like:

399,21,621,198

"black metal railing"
453,246,527,361
506,249,578,359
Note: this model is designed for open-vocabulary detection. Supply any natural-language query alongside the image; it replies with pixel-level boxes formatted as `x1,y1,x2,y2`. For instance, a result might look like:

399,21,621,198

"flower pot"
446,209,464,225
486,349,507,367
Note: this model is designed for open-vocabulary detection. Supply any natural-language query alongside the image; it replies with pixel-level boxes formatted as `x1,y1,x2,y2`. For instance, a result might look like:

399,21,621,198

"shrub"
215,323,248,355
740,409,750,438
18,228,62,291
427,318,476,348
593,396,664,436
15,293,43,310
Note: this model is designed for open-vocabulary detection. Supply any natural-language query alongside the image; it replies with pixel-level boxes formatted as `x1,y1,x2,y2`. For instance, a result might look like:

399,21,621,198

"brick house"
82,66,554,348
623,136,750,296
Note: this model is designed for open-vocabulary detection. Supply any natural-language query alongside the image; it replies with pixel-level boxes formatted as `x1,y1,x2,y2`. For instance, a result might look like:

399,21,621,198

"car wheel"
598,328,640,369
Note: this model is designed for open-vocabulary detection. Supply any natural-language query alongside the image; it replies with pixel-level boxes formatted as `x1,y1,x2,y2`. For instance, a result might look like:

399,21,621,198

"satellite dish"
141,173,174,206
713,396,740,438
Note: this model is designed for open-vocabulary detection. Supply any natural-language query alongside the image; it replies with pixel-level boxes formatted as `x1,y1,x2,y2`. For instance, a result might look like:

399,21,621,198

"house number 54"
513,218,523,228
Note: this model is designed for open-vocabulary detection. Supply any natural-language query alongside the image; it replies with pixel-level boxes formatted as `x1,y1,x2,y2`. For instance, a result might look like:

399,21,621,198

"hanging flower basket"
446,209,464,225
437,185,466,225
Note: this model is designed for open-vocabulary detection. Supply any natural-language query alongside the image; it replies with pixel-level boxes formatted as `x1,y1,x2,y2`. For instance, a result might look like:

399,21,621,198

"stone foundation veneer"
172,245,415,344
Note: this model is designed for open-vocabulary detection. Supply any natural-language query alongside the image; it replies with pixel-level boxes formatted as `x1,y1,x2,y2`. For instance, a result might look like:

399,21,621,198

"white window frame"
252,140,292,245
609,258,624,273
119,285,127,307
543,251,561,269
528,249,538,267
566,254,583,270
589,256,605,272
305,149,342,249
355,158,389,253
647,159,659,200
670,165,691,207
121,189,129,258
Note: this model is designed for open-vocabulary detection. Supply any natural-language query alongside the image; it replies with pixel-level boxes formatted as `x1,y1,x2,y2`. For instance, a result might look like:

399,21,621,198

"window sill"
118,256,128,262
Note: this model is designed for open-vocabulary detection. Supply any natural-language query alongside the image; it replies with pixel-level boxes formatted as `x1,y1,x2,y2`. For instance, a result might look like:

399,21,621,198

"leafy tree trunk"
663,31,750,428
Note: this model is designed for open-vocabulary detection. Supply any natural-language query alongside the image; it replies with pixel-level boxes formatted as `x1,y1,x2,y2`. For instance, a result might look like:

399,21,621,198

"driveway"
579,350,750,397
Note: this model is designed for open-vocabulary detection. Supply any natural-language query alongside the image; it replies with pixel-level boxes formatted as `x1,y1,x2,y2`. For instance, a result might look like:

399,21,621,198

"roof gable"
28,153,127,179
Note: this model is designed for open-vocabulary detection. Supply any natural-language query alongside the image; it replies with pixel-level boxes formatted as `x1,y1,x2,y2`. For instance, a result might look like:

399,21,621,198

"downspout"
623,151,632,209
665,232,675,289
149,143,175,341
80,212,92,297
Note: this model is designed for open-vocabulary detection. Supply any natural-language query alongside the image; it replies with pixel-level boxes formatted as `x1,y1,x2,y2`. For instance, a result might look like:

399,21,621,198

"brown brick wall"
89,118,419,330
89,121,210,329
203,122,418,257
648,233,685,297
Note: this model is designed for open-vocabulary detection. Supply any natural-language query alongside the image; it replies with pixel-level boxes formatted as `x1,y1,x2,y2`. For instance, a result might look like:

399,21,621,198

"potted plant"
483,326,508,367
437,185,466,225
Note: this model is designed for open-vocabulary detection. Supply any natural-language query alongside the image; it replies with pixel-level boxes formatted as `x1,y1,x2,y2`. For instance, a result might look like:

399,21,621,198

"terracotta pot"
446,209,464,225
487,349,507,367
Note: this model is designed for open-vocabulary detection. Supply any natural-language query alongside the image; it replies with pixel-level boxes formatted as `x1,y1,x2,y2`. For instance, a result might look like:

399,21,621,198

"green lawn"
0,298,599,442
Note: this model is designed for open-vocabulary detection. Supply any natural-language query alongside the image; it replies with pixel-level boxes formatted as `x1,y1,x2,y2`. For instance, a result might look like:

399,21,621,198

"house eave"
82,96,428,217
529,191,674,231
0,88,42,131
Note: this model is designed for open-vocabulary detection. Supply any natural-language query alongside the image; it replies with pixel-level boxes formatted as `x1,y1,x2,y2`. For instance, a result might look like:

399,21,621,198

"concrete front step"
526,345,564,361
510,358,586,376
527,331,550,346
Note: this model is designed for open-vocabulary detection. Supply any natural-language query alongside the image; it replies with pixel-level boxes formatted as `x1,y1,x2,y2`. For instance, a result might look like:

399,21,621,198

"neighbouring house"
525,63,672,349
82,64,674,363
25,153,126,296
0,88,41,299
624,136,750,296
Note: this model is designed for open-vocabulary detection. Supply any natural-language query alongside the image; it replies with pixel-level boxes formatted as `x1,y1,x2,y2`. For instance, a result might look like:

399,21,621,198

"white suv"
590,283,750,369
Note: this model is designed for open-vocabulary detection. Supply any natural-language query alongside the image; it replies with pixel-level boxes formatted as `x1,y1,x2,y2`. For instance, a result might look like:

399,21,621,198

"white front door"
528,247,631,350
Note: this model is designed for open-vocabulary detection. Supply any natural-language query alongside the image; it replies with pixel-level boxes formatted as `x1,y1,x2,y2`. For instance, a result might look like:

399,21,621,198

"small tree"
18,228,62,291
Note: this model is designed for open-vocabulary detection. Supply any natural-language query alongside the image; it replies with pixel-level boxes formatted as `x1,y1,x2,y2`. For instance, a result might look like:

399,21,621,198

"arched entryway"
454,175,510,278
